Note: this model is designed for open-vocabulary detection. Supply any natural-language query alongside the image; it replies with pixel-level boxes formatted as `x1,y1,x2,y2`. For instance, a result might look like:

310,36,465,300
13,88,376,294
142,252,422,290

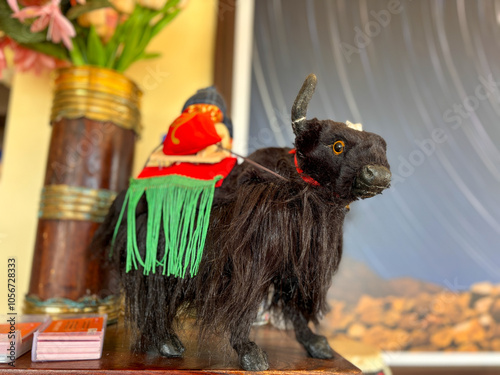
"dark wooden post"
213,0,236,115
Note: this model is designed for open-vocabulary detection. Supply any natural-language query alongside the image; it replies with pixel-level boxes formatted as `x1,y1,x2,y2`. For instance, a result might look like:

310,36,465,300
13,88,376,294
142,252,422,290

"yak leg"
158,331,185,357
131,272,185,357
233,341,269,371
230,316,269,371
157,280,186,357
283,306,334,359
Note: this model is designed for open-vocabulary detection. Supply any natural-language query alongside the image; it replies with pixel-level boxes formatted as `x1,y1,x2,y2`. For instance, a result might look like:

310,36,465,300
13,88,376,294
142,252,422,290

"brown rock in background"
324,267,500,352
423,314,446,330
456,293,472,309
387,296,406,313
398,312,421,331
409,345,436,352
452,319,486,344
335,315,354,331
430,327,454,348
474,297,493,314
347,322,366,339
471,281,494,295
492,285,500,296
363,326,410,351
328,301,345,323
430,296,463,323
355,295,384,315
403,298,416,312
383,310,401,328
359,310,385,326
478,314,494,328
486,322,500,340
456,343,479,352
329,257,443,307
408,329,429,347
431,292,459,315
471,281,494,306
491,299,500,321
491,339,500,351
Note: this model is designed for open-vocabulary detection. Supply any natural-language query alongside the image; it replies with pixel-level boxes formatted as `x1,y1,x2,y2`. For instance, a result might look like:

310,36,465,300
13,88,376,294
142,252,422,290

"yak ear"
291,73,317,136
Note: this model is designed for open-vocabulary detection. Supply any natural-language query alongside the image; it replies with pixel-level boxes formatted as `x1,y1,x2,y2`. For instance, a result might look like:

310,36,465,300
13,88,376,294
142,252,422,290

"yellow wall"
0,0,218,314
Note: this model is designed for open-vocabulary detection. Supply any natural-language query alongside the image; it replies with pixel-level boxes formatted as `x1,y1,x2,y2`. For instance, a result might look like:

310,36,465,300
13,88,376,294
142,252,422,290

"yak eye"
333,140,345,155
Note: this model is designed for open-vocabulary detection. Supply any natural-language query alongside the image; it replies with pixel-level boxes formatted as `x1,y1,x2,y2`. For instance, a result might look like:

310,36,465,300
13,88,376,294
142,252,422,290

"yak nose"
352,165,391,198
358,165,391,187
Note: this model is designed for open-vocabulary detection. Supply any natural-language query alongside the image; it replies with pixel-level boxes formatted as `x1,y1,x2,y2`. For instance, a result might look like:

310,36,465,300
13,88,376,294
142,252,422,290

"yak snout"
352,164,391,198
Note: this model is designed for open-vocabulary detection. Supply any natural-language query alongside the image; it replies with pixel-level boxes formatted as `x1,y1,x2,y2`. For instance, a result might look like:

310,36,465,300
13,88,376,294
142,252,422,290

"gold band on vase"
24,295,122,324
39,184,117,223
51,66,142,135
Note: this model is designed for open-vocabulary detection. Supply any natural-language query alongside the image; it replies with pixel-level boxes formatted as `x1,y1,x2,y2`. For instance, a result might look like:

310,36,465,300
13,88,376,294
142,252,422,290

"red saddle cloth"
137,157,237,188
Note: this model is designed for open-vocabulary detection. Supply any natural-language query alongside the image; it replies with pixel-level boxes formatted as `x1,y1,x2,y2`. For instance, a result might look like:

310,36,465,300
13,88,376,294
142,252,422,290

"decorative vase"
24,66,142,321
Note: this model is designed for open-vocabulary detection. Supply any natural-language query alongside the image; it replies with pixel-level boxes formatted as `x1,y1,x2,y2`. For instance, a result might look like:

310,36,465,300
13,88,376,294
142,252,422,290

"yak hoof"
302,334,334,359
237,341,269,371
158,334,185,358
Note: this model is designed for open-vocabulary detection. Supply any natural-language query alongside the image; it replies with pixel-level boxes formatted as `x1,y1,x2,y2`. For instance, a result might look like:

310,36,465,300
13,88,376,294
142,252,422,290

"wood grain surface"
391,366,500,375
0,323,361,374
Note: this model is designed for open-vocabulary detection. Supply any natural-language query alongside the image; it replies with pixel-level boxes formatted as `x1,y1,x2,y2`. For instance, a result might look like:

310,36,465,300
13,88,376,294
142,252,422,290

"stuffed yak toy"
92,74,391,371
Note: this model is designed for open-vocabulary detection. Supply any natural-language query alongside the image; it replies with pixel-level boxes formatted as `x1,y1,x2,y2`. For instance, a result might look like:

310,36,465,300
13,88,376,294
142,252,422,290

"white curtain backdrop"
248,0,500,288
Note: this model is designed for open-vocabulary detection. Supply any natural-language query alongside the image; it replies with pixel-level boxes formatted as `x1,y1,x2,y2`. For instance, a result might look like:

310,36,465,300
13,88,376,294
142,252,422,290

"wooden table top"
391,367,500,375
1,323,361,374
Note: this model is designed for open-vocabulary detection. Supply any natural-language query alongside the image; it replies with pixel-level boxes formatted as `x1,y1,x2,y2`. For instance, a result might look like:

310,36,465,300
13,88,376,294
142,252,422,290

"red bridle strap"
289,149,320,187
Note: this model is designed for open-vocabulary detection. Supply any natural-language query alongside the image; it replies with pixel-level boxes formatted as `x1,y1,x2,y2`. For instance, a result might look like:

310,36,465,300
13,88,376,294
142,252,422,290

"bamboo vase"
24,66,142,321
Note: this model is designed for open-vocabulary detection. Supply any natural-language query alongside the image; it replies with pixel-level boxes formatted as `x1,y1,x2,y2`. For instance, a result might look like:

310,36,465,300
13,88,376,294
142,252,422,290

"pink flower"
20,0,51,6
12,43,68,75
7,0,20,12
78,7,118,42
11,0,76,50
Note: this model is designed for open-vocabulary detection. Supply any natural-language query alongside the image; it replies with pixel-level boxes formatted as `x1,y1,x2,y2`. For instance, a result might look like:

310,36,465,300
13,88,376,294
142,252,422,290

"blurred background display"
249,0,500,359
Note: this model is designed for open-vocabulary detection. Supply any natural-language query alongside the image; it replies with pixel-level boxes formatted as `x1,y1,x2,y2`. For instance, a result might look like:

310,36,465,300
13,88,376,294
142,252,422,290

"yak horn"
291,73,317,136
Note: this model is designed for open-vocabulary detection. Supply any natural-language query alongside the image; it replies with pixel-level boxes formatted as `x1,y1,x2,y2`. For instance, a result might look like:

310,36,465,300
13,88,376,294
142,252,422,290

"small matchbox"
0,315,50,363
31,314,107,362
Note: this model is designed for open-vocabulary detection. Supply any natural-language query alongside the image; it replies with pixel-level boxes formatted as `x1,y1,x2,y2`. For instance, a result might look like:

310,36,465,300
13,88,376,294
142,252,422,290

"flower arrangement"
0,0,186,77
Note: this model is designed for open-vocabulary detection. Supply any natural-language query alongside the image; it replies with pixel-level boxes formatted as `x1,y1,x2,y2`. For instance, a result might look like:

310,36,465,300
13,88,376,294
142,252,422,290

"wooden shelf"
391,366,500,375
1,323,361,374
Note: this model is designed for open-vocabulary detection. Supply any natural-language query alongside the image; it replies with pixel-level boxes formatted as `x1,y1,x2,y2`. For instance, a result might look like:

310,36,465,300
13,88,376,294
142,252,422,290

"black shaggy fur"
91,75,391,371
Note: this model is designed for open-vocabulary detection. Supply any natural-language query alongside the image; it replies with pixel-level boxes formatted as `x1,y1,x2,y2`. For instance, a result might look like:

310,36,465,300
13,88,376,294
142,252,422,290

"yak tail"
89,190,131,270
79,190,132,319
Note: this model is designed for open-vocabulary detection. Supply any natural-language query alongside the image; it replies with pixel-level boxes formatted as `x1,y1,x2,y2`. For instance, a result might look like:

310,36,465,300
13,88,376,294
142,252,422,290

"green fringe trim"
112,174,222,278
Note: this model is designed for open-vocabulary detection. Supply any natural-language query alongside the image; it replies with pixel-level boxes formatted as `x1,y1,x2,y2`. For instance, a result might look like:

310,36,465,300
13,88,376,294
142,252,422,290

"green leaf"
162,0,181,12
79,36,89,60
103,16,126,67
139,52,161,60
66,0,113,20
86,25,106,66
150,8,180,38
69,39,86,66
25,42,70,61
105,47,118,69
114,6,145,71
131,23,152,58
115,2,182,71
